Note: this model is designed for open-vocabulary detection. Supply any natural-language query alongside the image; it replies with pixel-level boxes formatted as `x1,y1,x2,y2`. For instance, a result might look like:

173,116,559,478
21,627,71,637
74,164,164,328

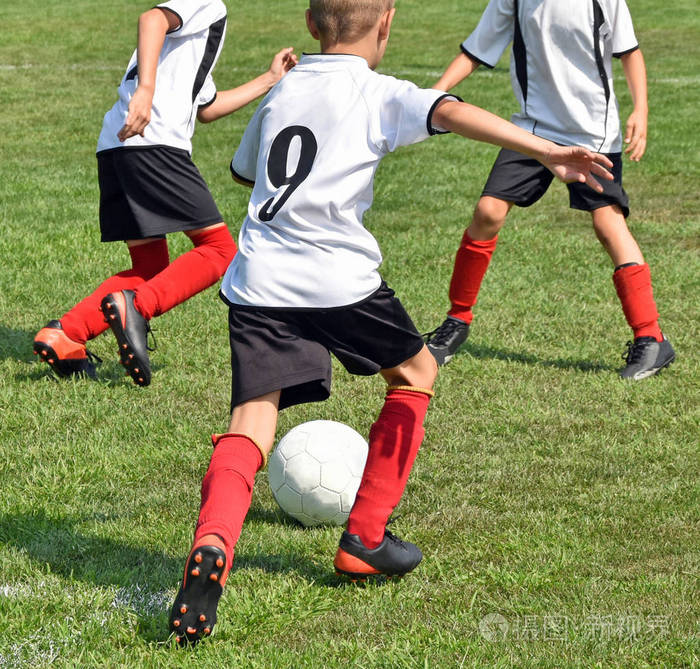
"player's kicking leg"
334,346,437,581
169,391,279,644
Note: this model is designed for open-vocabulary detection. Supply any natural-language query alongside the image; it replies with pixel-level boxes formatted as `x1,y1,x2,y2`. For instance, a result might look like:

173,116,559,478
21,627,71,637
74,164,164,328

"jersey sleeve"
197,73,217,108
156,0,226,37
608,0,639,56
230,100,264,185
376,78,460,153
461,0,515,68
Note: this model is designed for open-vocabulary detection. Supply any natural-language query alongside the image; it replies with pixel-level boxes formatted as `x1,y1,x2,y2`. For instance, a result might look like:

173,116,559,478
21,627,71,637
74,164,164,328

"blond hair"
309,0,395,44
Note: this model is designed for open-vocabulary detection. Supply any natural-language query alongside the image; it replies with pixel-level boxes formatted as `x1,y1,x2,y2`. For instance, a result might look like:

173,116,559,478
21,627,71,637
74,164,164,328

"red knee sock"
447,231,498,323
194,433,264,568
613,263,662,341
60,239,170,344
346,388,432,549
133,226,237,320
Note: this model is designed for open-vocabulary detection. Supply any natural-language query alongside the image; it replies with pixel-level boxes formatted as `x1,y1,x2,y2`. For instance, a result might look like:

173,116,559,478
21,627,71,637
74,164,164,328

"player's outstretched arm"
118,8,180,142
433,99,613,191
621,48,648,162
198,48,298,123
433,52,480,91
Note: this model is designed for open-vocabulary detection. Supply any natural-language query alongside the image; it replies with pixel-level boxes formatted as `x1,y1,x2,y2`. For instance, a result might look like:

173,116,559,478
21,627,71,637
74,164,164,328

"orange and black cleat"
334,529,423,581
100,290,153,387
33,320,100,379
169,545,228,645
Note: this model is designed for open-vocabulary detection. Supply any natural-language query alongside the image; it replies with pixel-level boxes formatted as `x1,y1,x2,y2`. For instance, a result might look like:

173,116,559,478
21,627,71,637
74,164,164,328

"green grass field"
1,1,698,666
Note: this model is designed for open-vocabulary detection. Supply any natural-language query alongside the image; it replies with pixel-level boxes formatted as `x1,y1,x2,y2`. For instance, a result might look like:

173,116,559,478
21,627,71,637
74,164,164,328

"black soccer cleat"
169,545,228,646
424,316,470,366
620,335,675,380
334,529,423,581
100,289,152,387
33,320,100,379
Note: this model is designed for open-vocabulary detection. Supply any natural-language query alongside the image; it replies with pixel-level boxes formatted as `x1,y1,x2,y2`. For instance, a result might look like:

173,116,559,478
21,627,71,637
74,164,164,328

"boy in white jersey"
168,0,612,644
425,0,675,380
33,0,296,386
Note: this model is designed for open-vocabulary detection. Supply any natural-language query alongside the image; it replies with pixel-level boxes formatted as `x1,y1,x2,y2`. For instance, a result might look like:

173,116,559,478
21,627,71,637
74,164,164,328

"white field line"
0,582,172,667
0,62,698,86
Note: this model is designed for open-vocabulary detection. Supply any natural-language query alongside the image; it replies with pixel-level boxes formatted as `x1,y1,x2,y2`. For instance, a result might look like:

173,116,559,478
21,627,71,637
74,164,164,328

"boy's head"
308,0,395,47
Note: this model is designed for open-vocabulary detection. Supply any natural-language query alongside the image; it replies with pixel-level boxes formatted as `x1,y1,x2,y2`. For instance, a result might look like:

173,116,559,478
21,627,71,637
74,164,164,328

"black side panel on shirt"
191,15,227,103
512,0,528,107
592,0,611,150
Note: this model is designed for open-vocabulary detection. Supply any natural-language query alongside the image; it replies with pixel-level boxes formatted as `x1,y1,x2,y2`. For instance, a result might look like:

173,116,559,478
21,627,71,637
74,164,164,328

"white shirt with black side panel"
462,0,638,152
97,0,227,154
221,53,457,310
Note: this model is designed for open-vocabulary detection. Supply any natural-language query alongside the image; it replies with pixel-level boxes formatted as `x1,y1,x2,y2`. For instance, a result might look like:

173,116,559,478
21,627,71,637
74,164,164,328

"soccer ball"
268,420,369,527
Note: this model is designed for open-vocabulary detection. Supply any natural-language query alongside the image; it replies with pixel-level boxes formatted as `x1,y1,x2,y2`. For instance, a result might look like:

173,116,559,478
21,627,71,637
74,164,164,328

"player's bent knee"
381,346,437,390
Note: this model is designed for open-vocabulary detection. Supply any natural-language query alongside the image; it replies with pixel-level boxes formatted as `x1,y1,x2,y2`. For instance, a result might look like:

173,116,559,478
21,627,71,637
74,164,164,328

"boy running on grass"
168,0,613,645
33,0,296,386
424,0,675,380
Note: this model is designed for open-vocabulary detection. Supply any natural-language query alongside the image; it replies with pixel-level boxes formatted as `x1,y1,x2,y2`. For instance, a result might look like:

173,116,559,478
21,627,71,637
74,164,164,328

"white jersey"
221,54,455,309
97,0,226,154
462,0,638,152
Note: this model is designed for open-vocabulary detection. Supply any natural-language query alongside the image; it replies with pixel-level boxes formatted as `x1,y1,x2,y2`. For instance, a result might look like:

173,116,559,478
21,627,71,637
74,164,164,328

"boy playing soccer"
168,0,613,644
424,0,675,380
33,0,296,386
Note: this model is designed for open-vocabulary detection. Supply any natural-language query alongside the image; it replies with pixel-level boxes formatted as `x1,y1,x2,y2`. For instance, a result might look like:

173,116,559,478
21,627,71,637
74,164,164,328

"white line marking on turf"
1,63,698,86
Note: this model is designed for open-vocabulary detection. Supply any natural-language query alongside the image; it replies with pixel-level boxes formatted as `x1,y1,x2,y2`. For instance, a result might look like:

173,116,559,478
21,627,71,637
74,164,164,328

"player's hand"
545,146,614,193
268,47,297,84
624,109,647,162
117,85,154,142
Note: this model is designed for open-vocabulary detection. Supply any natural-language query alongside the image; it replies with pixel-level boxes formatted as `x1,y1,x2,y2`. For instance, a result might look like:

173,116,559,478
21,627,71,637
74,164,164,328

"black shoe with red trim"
169,545,228,645
100,290,152,387
334,529,422,582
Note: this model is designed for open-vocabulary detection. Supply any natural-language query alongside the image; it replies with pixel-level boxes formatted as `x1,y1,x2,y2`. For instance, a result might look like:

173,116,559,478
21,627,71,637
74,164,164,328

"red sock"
447,232,498,323
346,388,432,549
194,433,263,568
613,263,662,341
60,239,170,344
133,226,236,320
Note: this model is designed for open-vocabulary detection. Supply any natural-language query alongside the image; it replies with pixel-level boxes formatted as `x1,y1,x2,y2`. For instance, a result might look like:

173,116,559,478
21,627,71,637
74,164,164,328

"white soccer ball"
268,420,369,527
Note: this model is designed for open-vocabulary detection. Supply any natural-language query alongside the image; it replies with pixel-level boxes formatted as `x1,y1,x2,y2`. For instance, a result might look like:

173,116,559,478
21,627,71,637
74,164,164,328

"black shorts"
224,282,425,411
97,146,223,242
482,148,630,217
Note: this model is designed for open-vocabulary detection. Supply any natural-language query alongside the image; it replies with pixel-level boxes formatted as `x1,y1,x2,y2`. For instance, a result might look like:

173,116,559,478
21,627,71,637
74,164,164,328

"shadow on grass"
457,341,617,373
0,325,35,363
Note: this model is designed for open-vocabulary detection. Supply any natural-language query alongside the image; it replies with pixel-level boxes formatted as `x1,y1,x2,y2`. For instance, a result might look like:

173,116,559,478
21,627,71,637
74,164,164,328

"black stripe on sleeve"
155,6,183,33
613,44,639,58
427,93,464,136
460,44,494,69
191,15,227,104
230,164,255,187
198,93,217,109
